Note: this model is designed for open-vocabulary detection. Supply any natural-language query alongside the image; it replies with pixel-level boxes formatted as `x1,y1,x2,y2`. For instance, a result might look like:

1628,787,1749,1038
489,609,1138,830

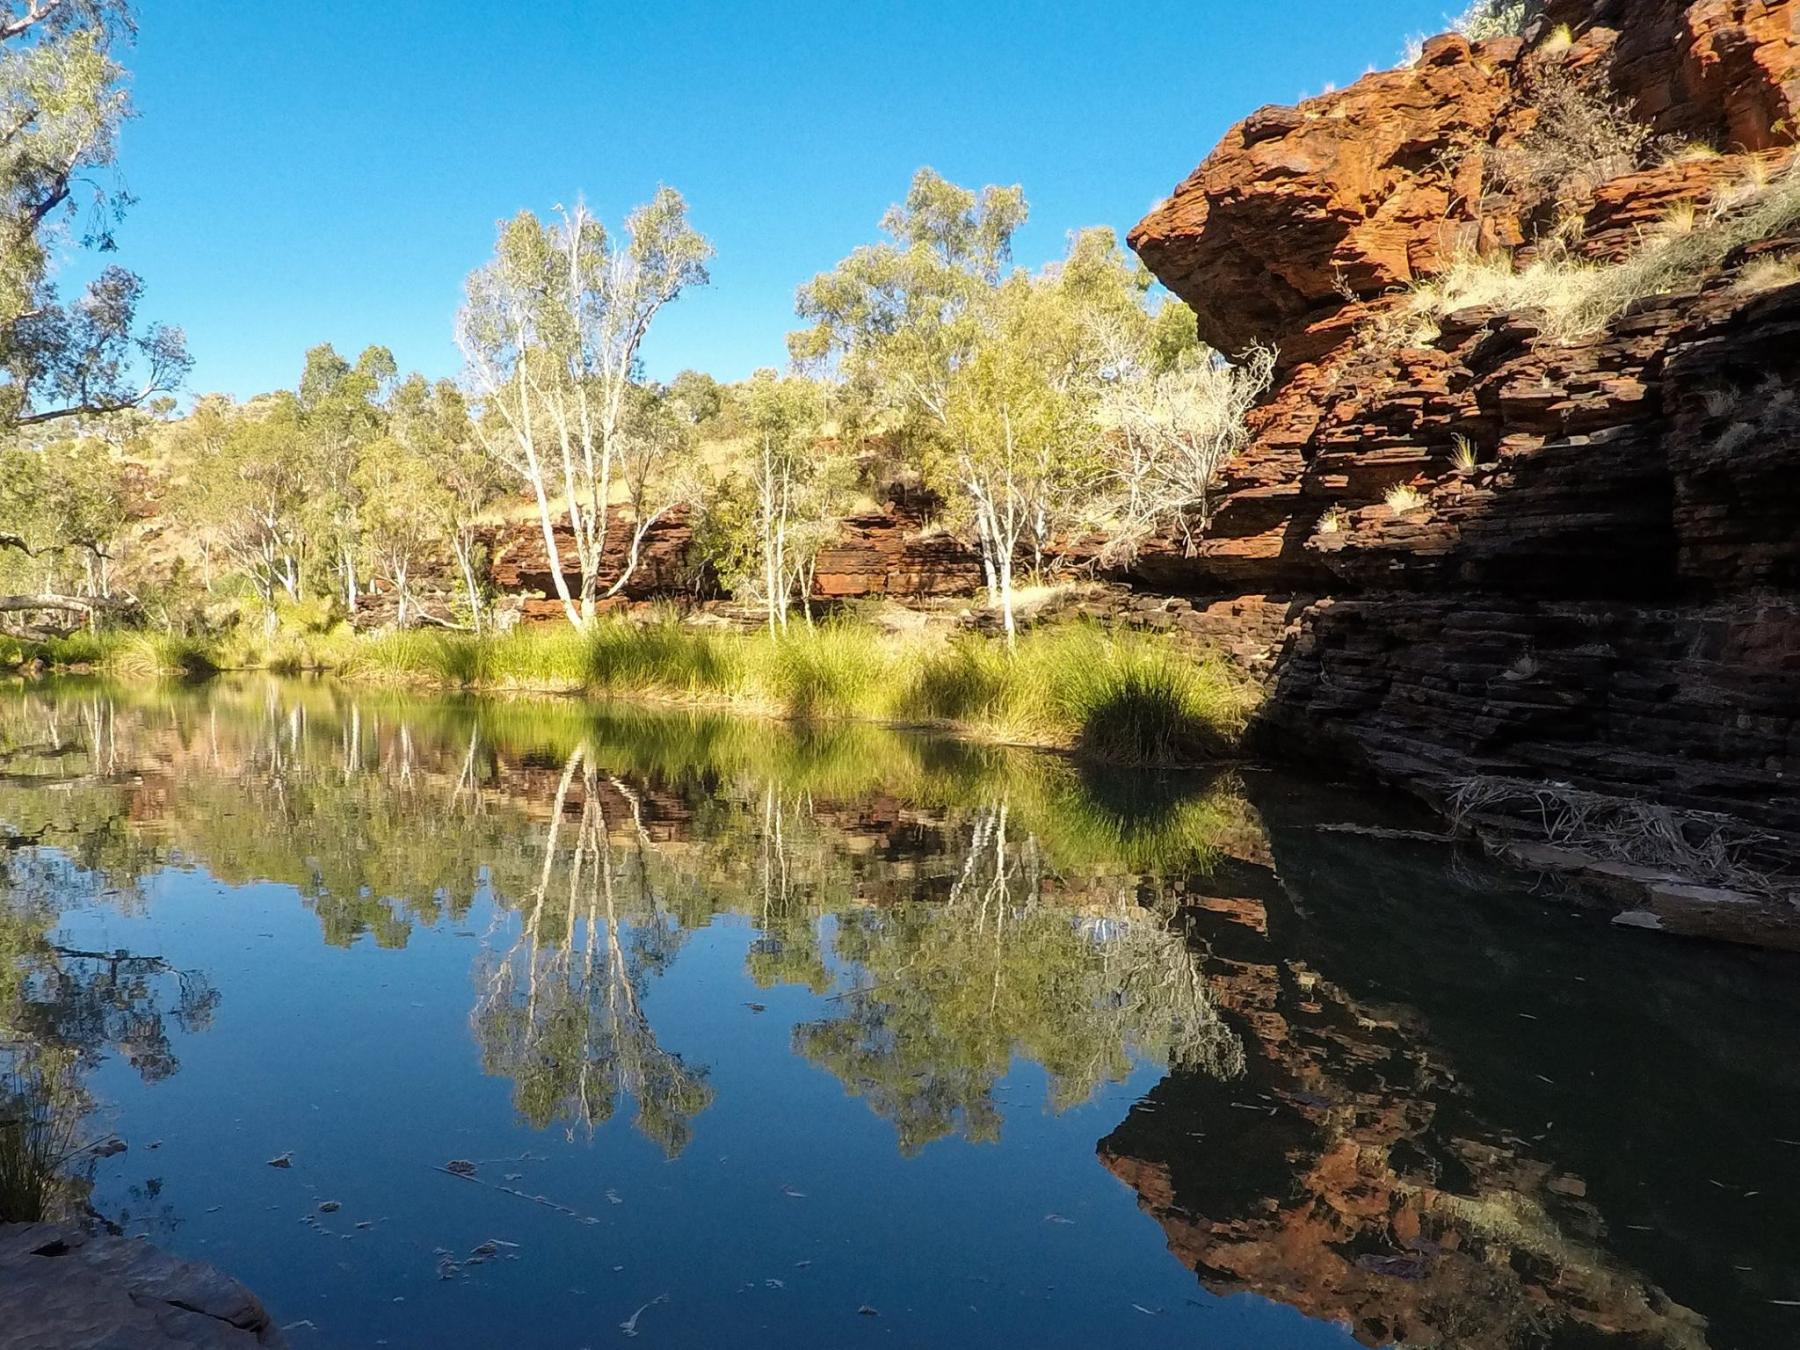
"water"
3,678,1797,1349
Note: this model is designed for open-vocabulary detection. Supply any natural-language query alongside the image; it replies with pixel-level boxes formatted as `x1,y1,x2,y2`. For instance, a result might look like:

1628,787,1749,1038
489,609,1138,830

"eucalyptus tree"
390,374,503,632
457,190,712,626
175,395,311,615
790,167,1025,466
742,370,827,633
0,1,187,435
1095,343,1276,560
296,342,395,618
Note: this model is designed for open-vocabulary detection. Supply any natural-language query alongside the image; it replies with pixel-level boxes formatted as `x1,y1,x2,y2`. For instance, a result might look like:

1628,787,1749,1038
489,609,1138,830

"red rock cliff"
1129,0,1800,925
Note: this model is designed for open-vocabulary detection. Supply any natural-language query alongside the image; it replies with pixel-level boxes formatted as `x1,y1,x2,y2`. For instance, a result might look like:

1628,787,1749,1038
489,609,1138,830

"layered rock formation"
487,503,985,622
1127,0,1800,934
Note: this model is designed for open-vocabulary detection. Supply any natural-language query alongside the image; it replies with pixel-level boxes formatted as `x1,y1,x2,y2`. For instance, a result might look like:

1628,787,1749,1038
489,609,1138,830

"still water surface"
3,679,1797,1349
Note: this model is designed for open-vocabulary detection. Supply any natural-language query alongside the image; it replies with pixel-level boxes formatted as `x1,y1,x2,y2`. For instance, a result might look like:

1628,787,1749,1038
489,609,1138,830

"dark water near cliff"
2,678,1797,1350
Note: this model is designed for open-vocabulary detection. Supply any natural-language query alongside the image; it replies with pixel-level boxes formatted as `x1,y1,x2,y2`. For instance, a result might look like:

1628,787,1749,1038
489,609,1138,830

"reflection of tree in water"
0,683,1242,1158
471,745,712,1156
0,850,220,1220
795,801,1242,1155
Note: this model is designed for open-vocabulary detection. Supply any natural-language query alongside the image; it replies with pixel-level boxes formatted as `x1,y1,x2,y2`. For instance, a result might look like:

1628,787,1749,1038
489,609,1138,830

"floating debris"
780,1185,806,1199
605,1188,623,1205
619,1294,669,1337
443,1159,478,1177
744,1002,767,1013
857,1304,879,1317
92,1138,127,1159
268,1153,293,1168
318,1201,341,1213
1043,1213,1075,1225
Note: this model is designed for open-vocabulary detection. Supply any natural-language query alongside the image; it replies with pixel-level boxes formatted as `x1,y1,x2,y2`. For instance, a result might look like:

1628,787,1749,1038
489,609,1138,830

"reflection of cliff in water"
1101,774,1800,1350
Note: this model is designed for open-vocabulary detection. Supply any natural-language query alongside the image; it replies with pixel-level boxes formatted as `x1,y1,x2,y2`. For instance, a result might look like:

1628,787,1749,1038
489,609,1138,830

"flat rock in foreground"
0,1223,284,1349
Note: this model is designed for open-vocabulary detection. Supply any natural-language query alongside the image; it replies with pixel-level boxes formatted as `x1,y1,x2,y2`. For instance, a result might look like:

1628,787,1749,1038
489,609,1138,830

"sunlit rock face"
1125,0,1800,930
1131,1,1800,363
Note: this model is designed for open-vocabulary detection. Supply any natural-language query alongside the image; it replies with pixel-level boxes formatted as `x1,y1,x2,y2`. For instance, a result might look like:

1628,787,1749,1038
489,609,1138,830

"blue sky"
99,1,1452,400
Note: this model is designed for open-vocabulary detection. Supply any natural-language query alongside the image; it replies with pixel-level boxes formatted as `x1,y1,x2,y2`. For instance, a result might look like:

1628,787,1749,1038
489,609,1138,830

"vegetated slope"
1127,0,1800,941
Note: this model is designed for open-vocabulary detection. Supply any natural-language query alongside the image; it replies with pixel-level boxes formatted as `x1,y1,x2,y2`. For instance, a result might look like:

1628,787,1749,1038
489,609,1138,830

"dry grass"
1450,434,1480,473
1372,158,1800,348
1385,484,1424,514
1731,254,1800,295
1449,775,1791,899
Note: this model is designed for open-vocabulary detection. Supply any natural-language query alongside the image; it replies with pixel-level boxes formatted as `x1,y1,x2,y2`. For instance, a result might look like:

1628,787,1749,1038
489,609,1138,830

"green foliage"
0,7,188,430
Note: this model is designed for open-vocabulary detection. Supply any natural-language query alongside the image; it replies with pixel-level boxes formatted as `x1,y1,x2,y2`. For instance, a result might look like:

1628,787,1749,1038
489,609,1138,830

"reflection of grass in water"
105,616,1256,763
0,1067,84,1223
0,676,1256,882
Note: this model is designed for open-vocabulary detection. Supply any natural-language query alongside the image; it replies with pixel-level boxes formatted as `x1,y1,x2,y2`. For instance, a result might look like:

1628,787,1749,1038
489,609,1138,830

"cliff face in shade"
1127,0,1800,932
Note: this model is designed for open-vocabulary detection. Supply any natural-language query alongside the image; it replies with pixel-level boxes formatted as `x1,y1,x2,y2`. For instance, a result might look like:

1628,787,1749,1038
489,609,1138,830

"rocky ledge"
0,1223,284,1348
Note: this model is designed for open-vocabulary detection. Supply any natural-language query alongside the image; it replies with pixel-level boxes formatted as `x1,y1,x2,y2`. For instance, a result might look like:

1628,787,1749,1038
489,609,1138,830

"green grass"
24,616,1259,763
0,630,217,679
0,1069,82,1224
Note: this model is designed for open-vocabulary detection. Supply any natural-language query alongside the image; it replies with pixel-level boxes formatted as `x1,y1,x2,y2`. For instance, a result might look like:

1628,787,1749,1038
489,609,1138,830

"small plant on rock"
1450,434,1480,474
1385,483,1424,515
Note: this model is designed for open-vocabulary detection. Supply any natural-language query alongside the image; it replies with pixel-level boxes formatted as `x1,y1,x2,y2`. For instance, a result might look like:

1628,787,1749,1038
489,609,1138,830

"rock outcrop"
488,503,986,621
1128,0,1800,934
0,1223,285,1347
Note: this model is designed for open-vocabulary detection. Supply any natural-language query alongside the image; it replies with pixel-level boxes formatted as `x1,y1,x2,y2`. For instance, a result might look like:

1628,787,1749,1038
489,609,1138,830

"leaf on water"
318,1201,341,1213
744,1002,767,1013
619,1294,669,1337
857,1305,879,1317
268,1153,294,1168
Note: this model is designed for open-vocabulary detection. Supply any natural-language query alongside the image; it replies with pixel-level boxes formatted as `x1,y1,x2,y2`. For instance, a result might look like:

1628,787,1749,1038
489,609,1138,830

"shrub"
1454,0,1544,40
1493,66,1660,216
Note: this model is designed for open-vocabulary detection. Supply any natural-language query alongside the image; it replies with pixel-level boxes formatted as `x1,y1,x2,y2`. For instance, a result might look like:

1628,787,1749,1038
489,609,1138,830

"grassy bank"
6,619,1258,762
